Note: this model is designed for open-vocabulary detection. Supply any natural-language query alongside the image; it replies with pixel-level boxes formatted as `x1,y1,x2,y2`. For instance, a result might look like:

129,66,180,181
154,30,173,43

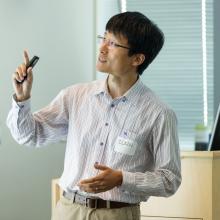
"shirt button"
105,123,109,126
100,142,104,146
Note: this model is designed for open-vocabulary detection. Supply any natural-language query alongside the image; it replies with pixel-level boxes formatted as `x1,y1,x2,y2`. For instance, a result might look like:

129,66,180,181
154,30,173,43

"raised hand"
12,50,33,102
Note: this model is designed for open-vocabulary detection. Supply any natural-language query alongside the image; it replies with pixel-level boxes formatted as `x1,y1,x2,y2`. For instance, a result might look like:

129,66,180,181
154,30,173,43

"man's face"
96,31,137,77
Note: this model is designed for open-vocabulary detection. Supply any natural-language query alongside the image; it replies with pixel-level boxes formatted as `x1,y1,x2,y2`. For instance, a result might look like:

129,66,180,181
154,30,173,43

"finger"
13,71,23,83
16,67,25,81
78,184,94,193
21,63,27,76
95,189,107,194
94,185,109,194
94,163,109,171
92,184,106,192
79,181,101,188
79,177,97,184
79,182,104,194
90,184,107,194
23,50,30,66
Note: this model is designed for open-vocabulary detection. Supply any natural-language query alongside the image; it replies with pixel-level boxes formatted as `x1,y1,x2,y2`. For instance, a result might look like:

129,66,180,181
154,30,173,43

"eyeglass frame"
97,35,131,50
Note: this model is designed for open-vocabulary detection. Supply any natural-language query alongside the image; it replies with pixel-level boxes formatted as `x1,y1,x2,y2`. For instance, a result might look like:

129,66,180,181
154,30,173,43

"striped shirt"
6,77,181,203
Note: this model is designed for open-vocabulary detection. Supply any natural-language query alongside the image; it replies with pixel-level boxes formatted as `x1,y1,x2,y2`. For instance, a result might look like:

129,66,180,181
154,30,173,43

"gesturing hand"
12,50,33,102
78,163,123,194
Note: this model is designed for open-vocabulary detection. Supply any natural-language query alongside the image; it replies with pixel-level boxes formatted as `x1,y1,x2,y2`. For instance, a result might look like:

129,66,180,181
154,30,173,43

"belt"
62,191,138,209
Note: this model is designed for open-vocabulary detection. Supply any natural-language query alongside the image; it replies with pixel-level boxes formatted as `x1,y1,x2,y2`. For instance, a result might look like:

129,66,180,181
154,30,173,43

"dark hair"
106,11,164,75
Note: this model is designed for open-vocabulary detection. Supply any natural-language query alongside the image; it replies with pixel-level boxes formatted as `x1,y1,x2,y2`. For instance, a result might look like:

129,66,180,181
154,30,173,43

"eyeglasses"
97,35,131,50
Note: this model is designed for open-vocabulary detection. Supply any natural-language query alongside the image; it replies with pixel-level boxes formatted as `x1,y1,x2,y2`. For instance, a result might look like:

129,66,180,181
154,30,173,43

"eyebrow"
104,32,118,42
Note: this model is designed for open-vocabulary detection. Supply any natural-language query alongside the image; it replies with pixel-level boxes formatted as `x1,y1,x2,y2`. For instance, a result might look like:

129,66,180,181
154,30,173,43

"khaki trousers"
52,196,140,220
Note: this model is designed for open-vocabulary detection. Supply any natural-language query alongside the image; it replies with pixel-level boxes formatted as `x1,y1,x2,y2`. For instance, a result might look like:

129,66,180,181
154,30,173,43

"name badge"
114,136,137,156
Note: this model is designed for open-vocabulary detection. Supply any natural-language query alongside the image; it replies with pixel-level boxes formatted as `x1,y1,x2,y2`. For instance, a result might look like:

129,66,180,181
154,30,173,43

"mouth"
98,56,107,63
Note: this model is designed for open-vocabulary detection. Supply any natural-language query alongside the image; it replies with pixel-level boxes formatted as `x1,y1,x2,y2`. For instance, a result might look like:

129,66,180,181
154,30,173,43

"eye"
102,37,107,43
109,40,116,47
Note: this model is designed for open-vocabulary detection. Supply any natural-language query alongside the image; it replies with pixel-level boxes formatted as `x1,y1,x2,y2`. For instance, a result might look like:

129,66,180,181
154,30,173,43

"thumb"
94,163,109,171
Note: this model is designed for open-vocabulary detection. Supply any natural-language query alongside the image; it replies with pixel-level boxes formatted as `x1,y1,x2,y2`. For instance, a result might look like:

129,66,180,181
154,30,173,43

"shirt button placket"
97,103,113,163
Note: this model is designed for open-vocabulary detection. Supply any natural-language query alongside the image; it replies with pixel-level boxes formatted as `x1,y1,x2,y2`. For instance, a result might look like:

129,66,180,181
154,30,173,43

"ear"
132,54,145,67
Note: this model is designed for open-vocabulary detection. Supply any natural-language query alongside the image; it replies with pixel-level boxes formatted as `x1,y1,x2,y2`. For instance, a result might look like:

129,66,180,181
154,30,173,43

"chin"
96,64,109,73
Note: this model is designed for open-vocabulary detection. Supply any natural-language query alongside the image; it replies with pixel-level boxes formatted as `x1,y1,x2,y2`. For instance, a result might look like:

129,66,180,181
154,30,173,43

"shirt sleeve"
6,89,69,147
119,109,182,197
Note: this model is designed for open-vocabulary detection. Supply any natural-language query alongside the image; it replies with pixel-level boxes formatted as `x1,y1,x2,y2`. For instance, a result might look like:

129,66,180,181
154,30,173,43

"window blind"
126,0,213,149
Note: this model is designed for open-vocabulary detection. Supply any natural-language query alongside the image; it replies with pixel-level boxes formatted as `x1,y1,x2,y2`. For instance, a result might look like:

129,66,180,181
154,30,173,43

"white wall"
95,0,120,80
0,1,94,219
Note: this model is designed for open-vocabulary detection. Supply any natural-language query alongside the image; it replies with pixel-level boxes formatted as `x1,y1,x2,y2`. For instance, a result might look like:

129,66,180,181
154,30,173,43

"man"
7,12,181,220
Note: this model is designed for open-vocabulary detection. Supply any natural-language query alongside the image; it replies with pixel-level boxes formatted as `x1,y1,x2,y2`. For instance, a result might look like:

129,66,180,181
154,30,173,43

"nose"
99,42,108,54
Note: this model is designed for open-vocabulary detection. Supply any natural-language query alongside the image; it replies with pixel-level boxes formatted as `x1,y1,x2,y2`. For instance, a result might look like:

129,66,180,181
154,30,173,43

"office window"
126,0,214,149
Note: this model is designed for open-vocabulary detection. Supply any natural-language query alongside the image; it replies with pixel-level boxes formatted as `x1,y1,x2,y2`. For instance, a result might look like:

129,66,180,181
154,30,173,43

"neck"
107,73,138,99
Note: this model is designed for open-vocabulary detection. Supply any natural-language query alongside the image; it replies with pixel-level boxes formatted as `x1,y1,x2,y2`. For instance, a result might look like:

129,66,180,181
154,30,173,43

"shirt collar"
93,78,108,96
93,75,145,105
122,77,144,105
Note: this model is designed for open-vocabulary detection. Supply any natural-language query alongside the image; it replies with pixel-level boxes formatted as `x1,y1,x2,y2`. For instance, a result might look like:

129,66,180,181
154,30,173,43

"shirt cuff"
12,94,31,110
120,171,136,192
